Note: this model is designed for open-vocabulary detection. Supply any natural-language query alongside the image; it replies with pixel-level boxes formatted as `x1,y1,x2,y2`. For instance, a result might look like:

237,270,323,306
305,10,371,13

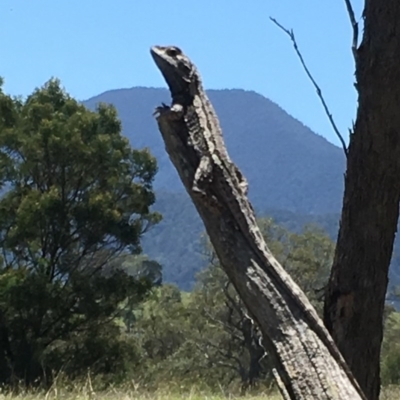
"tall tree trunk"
324,2,400,399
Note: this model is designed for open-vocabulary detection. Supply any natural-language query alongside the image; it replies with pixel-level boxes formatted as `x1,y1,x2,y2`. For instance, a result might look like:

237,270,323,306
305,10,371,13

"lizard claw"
153,103,184,121
153,102,170,118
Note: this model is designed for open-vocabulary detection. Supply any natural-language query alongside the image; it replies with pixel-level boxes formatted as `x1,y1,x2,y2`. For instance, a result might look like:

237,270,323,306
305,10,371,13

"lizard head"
150,45,200,97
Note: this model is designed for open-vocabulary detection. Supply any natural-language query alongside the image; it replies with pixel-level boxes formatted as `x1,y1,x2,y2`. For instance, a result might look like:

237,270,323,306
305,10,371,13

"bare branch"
343,0,359,62
270,17,349,158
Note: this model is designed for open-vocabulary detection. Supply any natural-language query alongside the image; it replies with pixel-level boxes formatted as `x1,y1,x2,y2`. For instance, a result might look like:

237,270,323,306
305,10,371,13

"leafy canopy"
0,79,160,385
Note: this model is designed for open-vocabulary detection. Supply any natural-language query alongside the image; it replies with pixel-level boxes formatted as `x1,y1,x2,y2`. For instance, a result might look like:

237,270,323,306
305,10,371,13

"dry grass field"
0,385,399,400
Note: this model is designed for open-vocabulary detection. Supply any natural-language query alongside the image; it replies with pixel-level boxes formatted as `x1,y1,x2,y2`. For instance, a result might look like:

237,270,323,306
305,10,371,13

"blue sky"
1,0,364,147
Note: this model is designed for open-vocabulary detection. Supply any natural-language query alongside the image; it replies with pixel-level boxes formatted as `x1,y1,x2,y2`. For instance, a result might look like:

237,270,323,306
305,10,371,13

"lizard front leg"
192,154,224,211
192,155,213,196
153,102,184,120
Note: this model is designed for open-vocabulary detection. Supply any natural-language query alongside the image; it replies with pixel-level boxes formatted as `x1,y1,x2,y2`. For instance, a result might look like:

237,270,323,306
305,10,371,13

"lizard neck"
171,82,198,107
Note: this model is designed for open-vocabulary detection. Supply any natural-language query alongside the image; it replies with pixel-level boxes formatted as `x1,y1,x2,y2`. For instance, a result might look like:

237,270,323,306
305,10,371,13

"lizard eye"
166,46,182,57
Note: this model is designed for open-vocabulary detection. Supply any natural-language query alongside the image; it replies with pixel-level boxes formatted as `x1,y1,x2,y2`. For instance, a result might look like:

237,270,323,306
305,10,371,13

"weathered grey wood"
150,45,366,400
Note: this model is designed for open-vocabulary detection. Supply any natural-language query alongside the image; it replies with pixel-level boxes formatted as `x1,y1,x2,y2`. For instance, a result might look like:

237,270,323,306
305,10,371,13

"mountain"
82,87,399,292
83,88,346,214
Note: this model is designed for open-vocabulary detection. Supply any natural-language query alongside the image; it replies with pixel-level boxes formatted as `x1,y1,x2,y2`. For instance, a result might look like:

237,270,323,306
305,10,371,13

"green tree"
131,284,191,388
115,254,163,333
0,79,160,386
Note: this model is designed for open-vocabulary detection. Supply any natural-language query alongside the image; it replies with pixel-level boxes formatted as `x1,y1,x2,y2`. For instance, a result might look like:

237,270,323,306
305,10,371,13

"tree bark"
324,2,400,399
154,108,366,399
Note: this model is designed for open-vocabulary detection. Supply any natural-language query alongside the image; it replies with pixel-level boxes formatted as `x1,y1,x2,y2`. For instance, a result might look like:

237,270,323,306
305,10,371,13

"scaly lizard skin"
150,45,366,400
150,45,248,201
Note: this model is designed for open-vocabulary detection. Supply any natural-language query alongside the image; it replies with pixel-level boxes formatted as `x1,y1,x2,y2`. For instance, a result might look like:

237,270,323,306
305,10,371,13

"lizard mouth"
149,46,167,71
150,46,189,96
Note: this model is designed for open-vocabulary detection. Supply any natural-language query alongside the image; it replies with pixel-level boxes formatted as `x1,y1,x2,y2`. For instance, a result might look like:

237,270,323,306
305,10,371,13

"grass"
0,384,398,400
0,395,282,400
0,377,280,400
0,388,282,400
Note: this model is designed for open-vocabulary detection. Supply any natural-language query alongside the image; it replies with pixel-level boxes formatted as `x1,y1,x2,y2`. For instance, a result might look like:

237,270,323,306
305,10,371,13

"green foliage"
117,254,163,286
113,254,163,334
381,308,400,385
189,263,272,390
0,79,160,386
257,218,334,313
133,218,334,391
